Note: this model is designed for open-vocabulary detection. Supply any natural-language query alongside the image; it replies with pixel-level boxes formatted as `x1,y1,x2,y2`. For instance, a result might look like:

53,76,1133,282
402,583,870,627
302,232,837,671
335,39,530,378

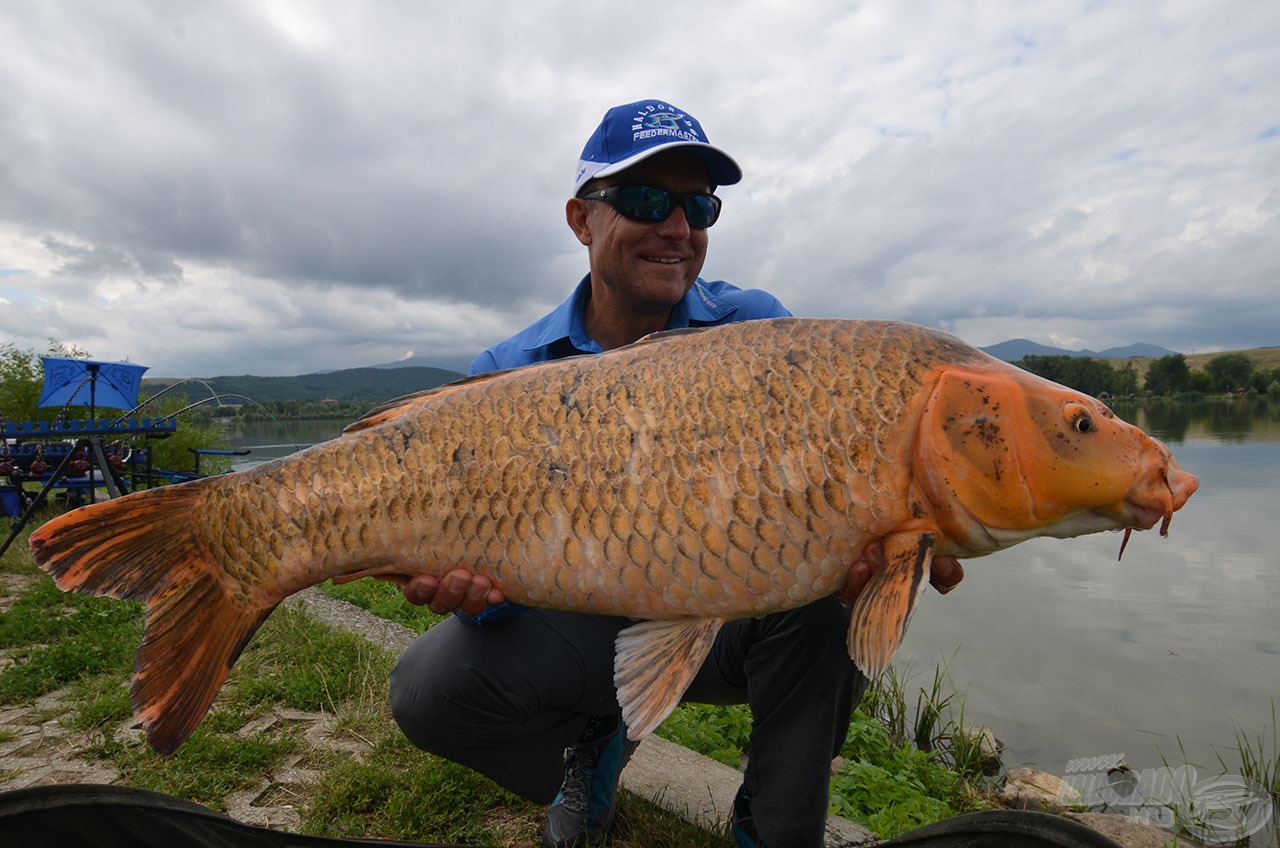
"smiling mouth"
643,256,682,264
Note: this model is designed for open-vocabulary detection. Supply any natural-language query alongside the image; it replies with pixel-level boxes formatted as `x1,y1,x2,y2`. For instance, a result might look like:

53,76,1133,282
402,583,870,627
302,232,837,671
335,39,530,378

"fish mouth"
1122,439,1199,528
1120,499,1169,533
1110,443,1199,558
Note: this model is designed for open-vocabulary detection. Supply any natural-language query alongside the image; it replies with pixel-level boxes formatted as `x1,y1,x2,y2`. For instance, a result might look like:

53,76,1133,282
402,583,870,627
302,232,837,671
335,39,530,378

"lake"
226,400,1278,832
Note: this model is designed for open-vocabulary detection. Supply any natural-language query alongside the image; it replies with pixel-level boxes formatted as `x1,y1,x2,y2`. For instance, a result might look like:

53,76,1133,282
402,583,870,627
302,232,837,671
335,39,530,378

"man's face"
569,149,712,314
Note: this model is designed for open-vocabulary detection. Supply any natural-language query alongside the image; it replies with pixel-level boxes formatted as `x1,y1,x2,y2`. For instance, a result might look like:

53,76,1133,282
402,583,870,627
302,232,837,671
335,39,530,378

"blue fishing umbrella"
37,357,149,421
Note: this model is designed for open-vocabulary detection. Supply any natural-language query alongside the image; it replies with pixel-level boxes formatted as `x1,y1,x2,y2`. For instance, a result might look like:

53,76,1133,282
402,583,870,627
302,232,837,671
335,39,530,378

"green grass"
656,673,993,839
0,571,144,706
0,520,722,844
104,726,299,806
303,731,536,843
0,510,52,579
1159,729,1280,847
657,702,753,768
1219,701,1280,801
833,710,986,836
318,577,445,632
227,605,396,712
4,511,991,841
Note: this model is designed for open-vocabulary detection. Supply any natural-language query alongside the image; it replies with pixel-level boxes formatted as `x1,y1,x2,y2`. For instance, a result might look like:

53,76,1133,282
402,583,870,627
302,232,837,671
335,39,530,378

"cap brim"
576,141,742,194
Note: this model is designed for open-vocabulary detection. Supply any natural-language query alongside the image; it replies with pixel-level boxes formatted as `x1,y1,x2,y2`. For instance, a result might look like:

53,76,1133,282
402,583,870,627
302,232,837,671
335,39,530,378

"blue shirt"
469,276,790,375
459,275,790,624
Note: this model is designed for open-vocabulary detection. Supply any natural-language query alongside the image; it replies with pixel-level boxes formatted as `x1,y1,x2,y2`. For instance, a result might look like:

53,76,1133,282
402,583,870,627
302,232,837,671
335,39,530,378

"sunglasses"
579,184,723,229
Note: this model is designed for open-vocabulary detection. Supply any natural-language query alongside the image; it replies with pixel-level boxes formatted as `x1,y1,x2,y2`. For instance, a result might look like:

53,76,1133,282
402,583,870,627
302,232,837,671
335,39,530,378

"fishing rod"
112,382,301,453
162,394,301,453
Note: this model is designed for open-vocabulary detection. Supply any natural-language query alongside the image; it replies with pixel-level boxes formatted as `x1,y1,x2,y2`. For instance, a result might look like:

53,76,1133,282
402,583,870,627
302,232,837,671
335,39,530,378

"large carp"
30,319,1196,755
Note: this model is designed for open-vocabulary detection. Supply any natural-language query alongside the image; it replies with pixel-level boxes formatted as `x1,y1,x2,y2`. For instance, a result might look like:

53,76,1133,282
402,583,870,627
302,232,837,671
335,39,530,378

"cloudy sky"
1,1,1277,378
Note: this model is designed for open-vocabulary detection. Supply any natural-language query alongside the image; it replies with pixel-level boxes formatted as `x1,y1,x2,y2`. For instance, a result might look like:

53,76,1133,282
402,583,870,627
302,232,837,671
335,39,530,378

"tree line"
1015,352,1280,398
223,399,374,421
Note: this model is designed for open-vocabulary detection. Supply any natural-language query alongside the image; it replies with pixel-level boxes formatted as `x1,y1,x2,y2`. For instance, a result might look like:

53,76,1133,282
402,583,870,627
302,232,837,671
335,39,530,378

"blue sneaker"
542,714,638,847
731,784,765,847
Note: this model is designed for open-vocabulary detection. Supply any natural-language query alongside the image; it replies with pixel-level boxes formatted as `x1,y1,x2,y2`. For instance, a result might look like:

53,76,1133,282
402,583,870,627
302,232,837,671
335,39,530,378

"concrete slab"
623,735,879,847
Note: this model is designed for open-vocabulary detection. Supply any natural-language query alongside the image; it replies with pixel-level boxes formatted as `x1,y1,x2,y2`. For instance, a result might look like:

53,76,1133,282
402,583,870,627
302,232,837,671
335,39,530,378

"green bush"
135,394,231,475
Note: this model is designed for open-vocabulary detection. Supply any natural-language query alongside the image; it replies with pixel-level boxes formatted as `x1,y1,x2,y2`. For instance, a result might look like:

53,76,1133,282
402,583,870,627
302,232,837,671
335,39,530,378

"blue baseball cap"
573,99,742,196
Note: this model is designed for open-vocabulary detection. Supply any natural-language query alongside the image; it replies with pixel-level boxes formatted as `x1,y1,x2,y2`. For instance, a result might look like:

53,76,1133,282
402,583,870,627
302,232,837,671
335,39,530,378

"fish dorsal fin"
614,616,724,740
631,326,713,344
848,531,936,677
343,328,715,435
342,366,535,434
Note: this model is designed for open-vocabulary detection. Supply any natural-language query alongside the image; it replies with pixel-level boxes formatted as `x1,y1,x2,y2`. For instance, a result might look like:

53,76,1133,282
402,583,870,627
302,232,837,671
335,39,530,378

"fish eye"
1074,414,1094,433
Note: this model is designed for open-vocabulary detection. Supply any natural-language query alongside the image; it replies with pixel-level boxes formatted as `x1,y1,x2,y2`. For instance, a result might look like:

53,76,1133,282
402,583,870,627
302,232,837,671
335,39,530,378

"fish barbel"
30,319,1197,754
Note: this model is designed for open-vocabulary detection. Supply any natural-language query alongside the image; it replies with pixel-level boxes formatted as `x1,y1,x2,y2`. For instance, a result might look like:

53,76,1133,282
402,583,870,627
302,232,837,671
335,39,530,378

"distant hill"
1185,346,1280,371
146,365,464,405
979,339,1177,362
980,339,1081,360
1095,343,1176,359
1113,346,1280,380
365,354,478,374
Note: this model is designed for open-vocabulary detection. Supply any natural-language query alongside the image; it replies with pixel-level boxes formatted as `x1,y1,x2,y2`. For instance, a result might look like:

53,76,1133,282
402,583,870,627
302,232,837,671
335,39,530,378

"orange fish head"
916,366,1198,556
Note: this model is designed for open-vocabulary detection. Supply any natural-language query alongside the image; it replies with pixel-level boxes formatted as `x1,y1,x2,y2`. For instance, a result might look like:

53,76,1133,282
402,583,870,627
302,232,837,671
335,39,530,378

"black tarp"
0,784,466,848
877,809,1127,847
0,784,1126,847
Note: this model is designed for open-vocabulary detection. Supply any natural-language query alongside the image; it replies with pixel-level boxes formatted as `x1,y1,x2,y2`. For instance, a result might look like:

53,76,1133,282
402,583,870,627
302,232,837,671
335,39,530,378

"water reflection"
223,418,345,469
1112,398,1280,444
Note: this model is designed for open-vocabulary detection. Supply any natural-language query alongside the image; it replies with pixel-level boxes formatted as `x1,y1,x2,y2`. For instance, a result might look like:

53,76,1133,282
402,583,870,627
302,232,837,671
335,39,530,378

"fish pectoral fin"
848,530,936,678
614,617,724,741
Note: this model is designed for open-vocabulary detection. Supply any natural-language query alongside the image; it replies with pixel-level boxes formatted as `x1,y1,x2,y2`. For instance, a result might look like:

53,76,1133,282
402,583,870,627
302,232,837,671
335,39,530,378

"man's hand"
837,540,964,605
402,569,507,616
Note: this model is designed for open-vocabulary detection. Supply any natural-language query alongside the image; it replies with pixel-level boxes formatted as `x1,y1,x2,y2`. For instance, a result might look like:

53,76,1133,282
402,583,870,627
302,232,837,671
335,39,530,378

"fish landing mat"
0,784,464,848
0,784,1127,847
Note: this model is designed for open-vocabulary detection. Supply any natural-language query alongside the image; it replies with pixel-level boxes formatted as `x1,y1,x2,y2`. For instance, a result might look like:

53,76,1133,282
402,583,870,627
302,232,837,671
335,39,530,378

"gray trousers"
389,597,865,847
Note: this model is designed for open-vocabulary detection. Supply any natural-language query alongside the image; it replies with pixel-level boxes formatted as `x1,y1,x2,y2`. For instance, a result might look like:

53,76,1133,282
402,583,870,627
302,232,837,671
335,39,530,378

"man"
389,99,963,847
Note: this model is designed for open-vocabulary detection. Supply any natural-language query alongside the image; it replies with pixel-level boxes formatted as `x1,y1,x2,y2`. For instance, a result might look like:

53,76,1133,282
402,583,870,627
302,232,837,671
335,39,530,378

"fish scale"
29,318,1197,754
199,321,929,618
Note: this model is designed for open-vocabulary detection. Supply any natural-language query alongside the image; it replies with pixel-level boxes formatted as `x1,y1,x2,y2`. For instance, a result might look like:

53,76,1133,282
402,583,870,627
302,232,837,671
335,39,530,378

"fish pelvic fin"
848,531,936,678
29,483,274,756
614,617,724,741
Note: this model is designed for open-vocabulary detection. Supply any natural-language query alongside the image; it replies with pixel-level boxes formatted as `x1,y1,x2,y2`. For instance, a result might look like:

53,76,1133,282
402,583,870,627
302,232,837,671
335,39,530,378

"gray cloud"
0,0,1276,376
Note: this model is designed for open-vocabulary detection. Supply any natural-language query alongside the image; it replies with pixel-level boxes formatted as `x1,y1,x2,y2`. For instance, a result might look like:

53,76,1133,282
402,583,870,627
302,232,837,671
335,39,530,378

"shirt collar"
681,278,738,323
522,276,737,354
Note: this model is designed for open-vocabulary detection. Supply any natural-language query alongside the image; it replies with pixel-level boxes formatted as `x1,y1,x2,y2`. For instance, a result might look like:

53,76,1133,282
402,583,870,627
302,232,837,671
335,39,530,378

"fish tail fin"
29,483,276,755
849,531,935,677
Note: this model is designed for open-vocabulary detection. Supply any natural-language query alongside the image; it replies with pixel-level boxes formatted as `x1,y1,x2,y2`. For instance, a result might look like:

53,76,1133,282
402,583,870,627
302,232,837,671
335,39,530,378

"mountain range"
144,338,1178,407
976,339,1176,362
369,339,1179,373
146,366,465,406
